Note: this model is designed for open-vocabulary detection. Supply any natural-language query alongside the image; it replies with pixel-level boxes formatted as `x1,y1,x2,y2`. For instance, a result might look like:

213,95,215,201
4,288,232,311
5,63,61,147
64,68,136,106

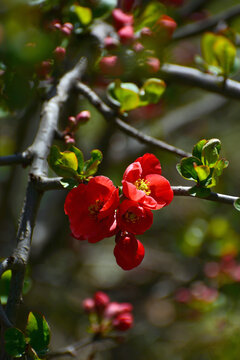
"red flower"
64,176,119,243
122,153,173,210
113,312,133,331
114,233,145,270
116,200,153,235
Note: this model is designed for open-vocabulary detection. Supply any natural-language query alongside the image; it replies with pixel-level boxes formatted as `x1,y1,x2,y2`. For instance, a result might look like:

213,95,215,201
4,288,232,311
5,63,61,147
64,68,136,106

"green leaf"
84,149,103,176
4,328,27,358
26,312,50,357
68,146,84,174
135,1,165,31
201,32,219,66
140,78,166,105
60,178,79,190
0,270,11,305
213,35,236,76
213,158,229,177
189,186,211,198
74,5,92,26
194,165,210,182
48,145,78,178
192,139,207,160
234,198,240,211
201,138,221,167
92,0,117,19
177,157,202,181
111,81,140,112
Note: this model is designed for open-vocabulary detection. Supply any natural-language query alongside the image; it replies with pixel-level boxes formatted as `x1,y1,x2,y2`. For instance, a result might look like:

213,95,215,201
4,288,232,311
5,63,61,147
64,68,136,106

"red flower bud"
50,19,62,31
118,25,134,45
113,312,133,331
76,110,91,124
54,46,66,61
146,57,160,73
82,298,95,313
112,8,134,30
36,60,52,79
114,233,145,270
94,291,110,310
156,15,177,38
99,56,123,76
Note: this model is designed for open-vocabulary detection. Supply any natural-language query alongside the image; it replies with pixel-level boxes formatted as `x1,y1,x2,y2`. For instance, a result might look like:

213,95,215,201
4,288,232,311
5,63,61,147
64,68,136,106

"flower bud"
54,46,66,61
61,22,74,36
140,27,153,38
104,36,119,50
82,298,95,313
50,19,62,31
105,302,133,318
114,233,145,270
118,25,134,45
64,134,75,144
94,291,110,311
156,15,177,38
112,8,134,30
146,57,160,73
76,110,91,124
99,56,123,76
36,60,52,79
113,312,133,331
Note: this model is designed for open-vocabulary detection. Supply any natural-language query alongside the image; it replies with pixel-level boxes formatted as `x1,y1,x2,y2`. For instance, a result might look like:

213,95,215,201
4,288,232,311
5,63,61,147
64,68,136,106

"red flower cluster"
64,153,173,270
82,291,133,334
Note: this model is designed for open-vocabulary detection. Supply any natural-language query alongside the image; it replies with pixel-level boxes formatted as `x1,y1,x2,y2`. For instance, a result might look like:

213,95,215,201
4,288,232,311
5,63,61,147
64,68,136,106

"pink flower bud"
61,23,74,36
118,25,134,45
94,291,110,311
68,116,77,125
54,46,66,61
99,56,123,76
133,42,144,52
146,57,160,73
50,19,62,31
64,134,75,144
104,36,119,50
36,60,52,79
82,298,95,313
156,15,177,38
140,27,153,38
105,302,133,318
113,312,133,331
112,8,134,30
76,110,91,124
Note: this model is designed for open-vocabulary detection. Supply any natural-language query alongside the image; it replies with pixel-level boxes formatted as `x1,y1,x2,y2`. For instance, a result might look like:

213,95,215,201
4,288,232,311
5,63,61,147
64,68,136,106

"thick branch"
4,58,87,324
174,4,240,40
76,82,190,158
172,186,238,205
160,63,240,100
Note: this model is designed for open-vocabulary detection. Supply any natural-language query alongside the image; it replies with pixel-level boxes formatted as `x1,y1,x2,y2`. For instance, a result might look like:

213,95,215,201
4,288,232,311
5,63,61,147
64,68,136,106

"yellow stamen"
134,179,151,195
124,211,139,223
88,199,104,217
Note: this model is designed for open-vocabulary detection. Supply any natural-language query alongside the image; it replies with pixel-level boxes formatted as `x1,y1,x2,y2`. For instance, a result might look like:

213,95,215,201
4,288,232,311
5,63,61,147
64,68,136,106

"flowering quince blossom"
82,292,134,334
64,176,119,243
122,153,174,210
116,199,153,235
114,233,145,270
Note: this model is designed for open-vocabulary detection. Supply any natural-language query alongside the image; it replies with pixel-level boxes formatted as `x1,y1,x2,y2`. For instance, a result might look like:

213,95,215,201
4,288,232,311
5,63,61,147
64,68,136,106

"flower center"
88,199,104,218
124,211,139,223
134,179,151,195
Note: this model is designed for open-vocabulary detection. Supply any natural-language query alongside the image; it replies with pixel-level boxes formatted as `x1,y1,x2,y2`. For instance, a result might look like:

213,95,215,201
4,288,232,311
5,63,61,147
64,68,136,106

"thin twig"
178,0,209,19
172,186,238,205
174,4,240,40
76,82,190,158
160,63,240,100
0,151,33,167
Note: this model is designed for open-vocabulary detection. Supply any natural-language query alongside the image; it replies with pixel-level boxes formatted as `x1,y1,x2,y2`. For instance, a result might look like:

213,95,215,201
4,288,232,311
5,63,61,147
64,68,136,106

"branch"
178,0,208,19
4,58,87,324
47,336,116,359
160,63,240,100
172,186,238,205
0,150,32,167
76,82,190,158
174,4,240,40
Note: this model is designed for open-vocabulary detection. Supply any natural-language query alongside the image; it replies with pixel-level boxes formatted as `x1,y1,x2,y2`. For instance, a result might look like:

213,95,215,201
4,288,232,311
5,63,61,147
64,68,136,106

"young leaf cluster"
196,32,239,76
4,312,50,359
48,145,103,189
177,139,229,197
107,78,166,112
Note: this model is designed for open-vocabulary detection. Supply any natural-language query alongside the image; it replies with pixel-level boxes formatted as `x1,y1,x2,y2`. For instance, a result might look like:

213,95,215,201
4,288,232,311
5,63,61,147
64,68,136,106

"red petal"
122,162,142,182
135,153,161,177
146,174,174,209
